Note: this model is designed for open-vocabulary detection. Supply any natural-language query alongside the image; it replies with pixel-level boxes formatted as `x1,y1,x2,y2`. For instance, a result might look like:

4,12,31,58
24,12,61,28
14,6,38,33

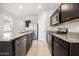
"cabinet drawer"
54,36,69,50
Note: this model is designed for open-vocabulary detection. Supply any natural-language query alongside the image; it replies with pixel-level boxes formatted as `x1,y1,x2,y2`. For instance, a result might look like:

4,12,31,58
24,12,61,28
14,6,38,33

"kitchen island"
0,31,34,56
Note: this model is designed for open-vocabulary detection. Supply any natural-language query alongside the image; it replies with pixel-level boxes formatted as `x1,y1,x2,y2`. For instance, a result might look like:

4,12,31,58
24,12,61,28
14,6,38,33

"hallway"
27,40,51,56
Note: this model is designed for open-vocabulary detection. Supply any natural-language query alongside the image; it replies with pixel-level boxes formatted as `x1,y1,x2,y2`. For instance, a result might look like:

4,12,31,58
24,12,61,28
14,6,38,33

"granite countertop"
47,30,79,43
0,31,33,41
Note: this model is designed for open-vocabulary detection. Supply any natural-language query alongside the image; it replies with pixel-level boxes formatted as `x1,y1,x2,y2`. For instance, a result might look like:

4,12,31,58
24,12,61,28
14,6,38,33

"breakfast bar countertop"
0,31,33,41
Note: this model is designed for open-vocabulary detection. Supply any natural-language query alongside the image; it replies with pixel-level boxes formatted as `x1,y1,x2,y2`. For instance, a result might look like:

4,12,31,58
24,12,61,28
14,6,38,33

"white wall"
12,16,25,33
38,12,47,42
0,8,25,35
38,10,54,42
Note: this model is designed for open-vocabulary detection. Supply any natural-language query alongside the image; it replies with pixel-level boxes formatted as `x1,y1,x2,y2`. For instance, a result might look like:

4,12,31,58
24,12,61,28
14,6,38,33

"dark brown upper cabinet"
61,3,79,22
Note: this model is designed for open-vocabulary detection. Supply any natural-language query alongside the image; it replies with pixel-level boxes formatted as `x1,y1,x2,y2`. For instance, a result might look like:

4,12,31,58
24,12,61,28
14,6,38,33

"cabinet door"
26,33,33,54
61,3,72,22
30,33,33,46
70,4,79,19
69,43,79,56
26,35,30,54
0,42,13,56
53,40,68,56
61,3,79,22
29,33,32,46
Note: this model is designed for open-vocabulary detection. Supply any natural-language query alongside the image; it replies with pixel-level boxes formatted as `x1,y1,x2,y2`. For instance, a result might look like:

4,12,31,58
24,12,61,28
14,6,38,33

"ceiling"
0,3,60,17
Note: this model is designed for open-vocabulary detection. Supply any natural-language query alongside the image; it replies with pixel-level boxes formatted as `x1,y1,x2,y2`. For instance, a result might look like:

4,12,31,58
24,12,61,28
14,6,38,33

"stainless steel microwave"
51,13,60,25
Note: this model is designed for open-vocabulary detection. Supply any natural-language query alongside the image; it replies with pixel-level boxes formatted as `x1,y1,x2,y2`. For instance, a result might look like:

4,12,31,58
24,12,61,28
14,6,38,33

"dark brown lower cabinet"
53,40,68,56
26,33,33,54
0,41,14,56
26,35,30,54
53,35,79,56
69,43,79,56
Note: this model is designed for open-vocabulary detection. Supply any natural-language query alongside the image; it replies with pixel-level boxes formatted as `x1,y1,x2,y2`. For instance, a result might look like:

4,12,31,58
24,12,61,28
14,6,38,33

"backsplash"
51,18,79,33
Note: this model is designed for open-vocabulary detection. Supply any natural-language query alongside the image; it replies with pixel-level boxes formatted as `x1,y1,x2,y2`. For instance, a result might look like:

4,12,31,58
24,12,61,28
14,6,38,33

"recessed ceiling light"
38,5,42,9
19,6,23,9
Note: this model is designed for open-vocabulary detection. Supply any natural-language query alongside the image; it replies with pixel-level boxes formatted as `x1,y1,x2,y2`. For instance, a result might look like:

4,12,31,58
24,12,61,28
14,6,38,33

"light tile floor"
26,40,51,56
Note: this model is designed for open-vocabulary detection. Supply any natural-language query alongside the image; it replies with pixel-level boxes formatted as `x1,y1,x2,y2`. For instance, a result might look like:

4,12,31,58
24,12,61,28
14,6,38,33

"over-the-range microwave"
50,12,61,26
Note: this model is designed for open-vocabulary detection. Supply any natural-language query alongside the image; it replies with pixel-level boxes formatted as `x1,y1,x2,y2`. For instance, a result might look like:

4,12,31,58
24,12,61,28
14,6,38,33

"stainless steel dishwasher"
15,36,26,56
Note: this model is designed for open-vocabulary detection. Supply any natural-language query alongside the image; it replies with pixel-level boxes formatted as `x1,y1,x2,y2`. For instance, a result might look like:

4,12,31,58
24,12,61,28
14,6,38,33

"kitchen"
0,3,79,56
